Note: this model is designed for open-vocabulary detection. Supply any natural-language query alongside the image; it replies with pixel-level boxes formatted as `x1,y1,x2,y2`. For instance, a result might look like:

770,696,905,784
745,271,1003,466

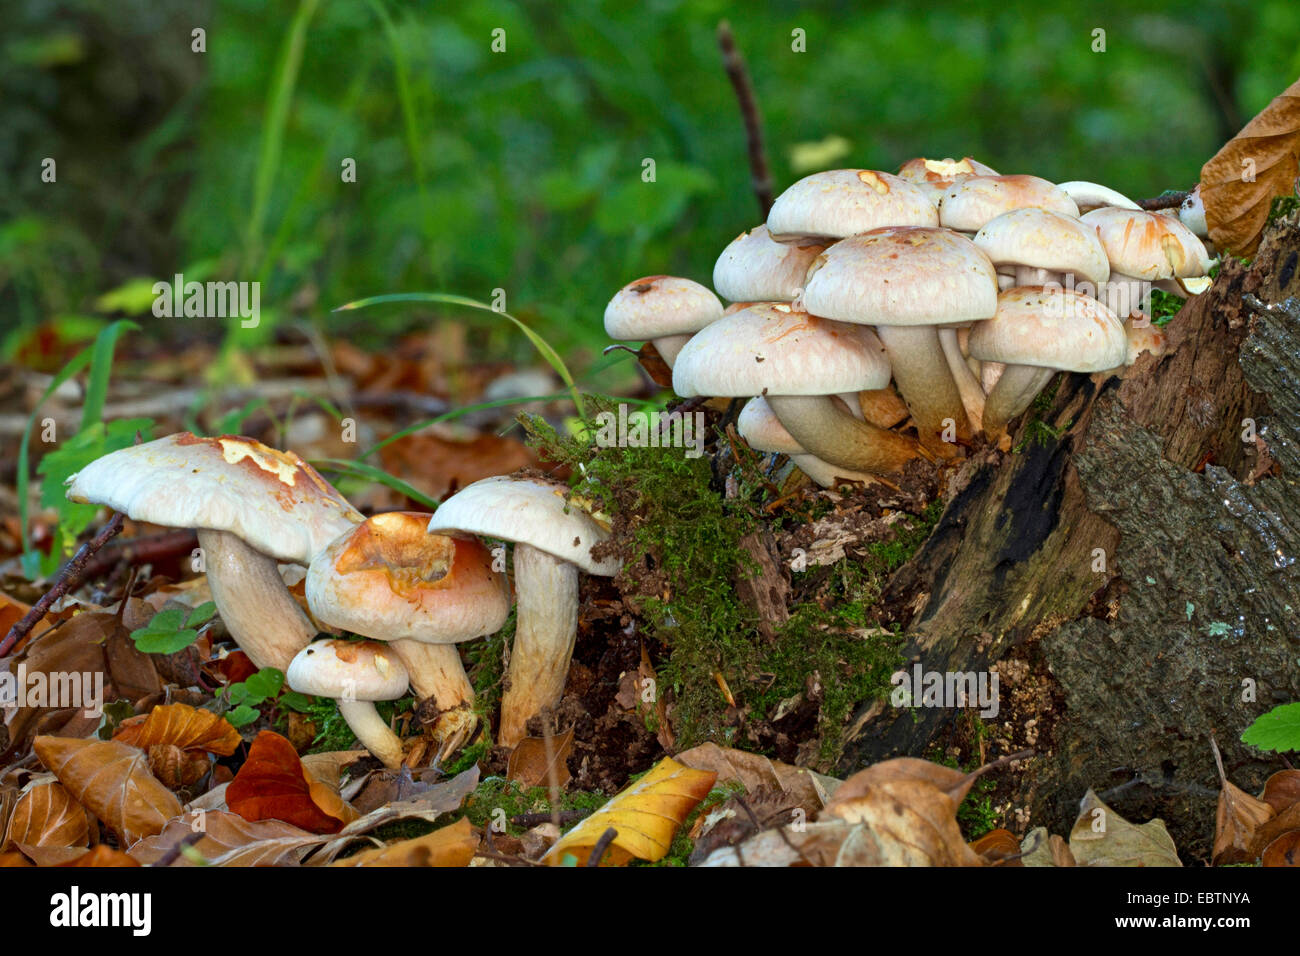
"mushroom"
799,227,998,453
974,208,1110,293
1055,181,1140,214
672,302,926,474
65,432,361,671
766,169,938,243
287,639,409,769
712,224,826,303
426,476,620,748
306,512,510,757
896,156,1001,205
1178,185,1210,240
1081,207,1213,315
938,175,1079,234
968,286,1127,440
737,396,883,488
604,276,722,368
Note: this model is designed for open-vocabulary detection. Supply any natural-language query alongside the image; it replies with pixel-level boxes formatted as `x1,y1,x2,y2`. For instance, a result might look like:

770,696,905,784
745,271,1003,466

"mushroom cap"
938,175,1079,232
672,302,892,397
65,432,361,565
1056,181,1140,213
713,225,825,302
1080,207,1213,279
308,512,510,644
426,476,619,577
1123,315,1168,366
604,276,723,340
737,397,805,455
767,169,938,241
967,286,1127,372
896,156,1001,184
287,639,409,701
974,208,1111,286
800,227,999,327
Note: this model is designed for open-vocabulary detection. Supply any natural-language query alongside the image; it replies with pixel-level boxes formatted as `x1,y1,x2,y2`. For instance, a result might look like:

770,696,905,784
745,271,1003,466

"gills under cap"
672,303,892,398
65,432,361,565
426,476,620,577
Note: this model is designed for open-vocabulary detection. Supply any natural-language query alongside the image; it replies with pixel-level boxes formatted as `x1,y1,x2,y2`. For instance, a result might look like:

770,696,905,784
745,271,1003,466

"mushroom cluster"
606,157,1214,474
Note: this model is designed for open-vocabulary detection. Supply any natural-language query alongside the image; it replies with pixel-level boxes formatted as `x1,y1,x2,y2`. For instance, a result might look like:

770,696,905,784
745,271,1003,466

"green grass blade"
311,457,441,510
80,319,139,431
365,0,425,189
333,292,586,417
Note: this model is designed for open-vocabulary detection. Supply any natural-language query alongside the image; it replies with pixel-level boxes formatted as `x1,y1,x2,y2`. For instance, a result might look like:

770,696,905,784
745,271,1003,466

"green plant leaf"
1242,702,1300,753
244,668,285,701
130,608,202,654
225,705,261,728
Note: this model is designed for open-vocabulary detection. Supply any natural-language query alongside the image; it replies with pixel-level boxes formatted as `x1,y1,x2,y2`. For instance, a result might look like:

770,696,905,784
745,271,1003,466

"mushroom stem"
937,328,986,434
1014,266,1064,287
651,334,692,368
789,454,885,489
197,529,315,672
337,699,405,770
981,364,1058,440
874,324,970,456
500,544,579,747
765,394,928,475
389,640,478,758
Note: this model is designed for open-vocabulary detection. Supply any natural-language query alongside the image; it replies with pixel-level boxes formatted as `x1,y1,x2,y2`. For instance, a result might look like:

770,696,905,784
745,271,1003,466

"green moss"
453,776,608,838
1149,288,1184,327
1267,194,1300,225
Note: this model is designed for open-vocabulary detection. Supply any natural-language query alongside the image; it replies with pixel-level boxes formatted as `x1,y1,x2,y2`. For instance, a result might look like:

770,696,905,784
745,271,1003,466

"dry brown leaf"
545,757,717,866
129,810,322,866
507,730,574,789
1201,77,1300,256
34,736,181,846
329,818,479,867
675,742,840,815
1248,801,1300,859
2,781,90,851
226,730,358,833
0,851,33,867
1261,769,1300,813
1213,779,1275,865
1261,829,1300,867
112,702,241,756
1069,790,1181,867
57,845,141,867
969,828,1022,865
379,432,535,502
819,757,986,866
299,751,368,790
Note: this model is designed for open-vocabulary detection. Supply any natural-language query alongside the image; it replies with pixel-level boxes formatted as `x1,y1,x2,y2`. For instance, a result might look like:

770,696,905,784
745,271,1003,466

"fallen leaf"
2,780,90,851
129,810,322,866
299,751,368,790
507,730,574,788
1201,77,1300,256
675,742,840,815
0,851,33,867
545,757,716,866
57,845,141,867
969,828,1023,865
380,432,535,502
1069,790,1181,867
635,341,674,387
1020,828,1077,867
819,757,986,866
112,702,241,756
1213,779,1275,865
1261,829,1300,867
330,818,479,867
226,730,358,834
1261,769,1300,813
33,736,181,845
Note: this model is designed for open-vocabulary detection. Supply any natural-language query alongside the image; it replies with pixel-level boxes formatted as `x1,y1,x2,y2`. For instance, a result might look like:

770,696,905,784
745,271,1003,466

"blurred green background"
3,0,1298,380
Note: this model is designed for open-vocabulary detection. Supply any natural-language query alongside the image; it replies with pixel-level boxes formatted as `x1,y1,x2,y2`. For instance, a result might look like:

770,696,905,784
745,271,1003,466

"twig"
585,827,618,867
511,809,589,828
1,512,125,656
150,829,206,867
77,528,199,582
1137,190,1191,211
718,21,774,218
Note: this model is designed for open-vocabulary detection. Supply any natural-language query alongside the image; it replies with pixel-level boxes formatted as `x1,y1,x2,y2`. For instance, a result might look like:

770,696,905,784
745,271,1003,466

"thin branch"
585,827,618,867
1,512,125,656
718,20,774,218
1137,190,1192,211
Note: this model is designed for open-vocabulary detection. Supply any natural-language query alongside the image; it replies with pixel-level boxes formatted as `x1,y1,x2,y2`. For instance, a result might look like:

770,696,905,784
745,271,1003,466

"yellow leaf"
545,757,716,866
330,818,479,867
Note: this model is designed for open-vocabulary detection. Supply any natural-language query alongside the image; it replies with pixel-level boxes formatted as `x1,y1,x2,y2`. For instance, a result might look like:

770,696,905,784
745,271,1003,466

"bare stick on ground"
718,21,774,218
1,511,125,656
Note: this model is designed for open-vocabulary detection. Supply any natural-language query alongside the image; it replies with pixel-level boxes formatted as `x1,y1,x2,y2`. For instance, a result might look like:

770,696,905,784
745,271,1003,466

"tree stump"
840,212,1300,860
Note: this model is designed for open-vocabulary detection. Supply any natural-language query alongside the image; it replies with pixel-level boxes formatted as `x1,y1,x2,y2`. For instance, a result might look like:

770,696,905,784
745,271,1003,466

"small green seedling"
130,602,217,654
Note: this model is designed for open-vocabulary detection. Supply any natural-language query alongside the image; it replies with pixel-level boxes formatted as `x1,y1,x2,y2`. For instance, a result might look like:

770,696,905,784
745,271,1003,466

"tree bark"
839,212,1300,860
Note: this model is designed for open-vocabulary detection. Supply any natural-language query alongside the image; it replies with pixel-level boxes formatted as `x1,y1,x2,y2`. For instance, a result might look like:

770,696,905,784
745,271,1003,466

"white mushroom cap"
308,512,509,644
604,276,723,340
426,476,619,577
1081,207,1213,279
767,169,938,242
287,639,409,701
974,208,1111,286
1056,181,1140,213
713,225,825,302
1178,185,1209,239
800,227,999,327
737,397,805,455
672,303,893,397
938,175,1079,232
896,157,1001,205
65,432,361,565
968,287,1127,372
